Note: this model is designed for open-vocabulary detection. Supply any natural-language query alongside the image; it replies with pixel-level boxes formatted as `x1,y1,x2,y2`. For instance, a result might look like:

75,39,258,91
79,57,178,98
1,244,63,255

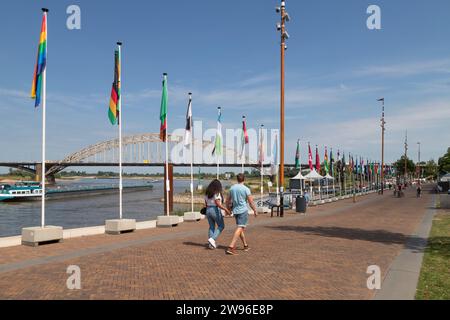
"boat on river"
0,181,154,202
0,182,42,201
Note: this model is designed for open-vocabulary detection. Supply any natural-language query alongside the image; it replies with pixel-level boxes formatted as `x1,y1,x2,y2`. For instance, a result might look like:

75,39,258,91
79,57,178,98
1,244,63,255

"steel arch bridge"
0,133,257,180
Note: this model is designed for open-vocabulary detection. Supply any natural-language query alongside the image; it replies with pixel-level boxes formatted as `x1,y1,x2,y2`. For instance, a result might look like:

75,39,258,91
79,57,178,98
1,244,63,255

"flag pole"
260,124,264,209
241,116,246,174
332,148,335,198
276,134,280,203
163,73,170,216
40,8,48,228
215,107,221,180
189,93,194,214
117,42,123,220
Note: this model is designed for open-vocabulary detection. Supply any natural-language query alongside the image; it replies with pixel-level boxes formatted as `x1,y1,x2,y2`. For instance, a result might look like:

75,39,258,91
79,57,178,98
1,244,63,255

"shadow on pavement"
264,225,448,254
183,241,228,250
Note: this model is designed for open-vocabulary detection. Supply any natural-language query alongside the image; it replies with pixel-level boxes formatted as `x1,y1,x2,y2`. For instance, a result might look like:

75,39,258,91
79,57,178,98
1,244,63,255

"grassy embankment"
416,194,450,300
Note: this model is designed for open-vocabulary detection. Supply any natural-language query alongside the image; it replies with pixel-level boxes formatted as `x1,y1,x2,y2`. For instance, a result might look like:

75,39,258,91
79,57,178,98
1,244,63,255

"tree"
393,155,415,176
422,160,438,179
438,147,450,174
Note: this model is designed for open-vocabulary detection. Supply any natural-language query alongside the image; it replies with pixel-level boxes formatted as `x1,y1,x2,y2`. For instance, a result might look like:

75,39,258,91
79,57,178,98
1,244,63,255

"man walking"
226,173,258,255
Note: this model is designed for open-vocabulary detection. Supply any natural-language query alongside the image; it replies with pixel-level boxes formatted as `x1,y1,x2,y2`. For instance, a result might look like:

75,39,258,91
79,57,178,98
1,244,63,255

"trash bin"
296,196,307,213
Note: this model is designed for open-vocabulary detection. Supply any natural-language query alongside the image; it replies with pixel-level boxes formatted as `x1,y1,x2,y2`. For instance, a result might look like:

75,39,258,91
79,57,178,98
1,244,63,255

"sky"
1,0,450,173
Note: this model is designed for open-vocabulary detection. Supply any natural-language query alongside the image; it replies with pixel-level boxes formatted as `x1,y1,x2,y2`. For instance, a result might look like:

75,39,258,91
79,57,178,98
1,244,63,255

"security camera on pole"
275,1,290,217
378,98,386,194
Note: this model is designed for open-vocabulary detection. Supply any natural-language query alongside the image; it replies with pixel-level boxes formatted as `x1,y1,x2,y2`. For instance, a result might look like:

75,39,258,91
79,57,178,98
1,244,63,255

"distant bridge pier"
35,163,56,185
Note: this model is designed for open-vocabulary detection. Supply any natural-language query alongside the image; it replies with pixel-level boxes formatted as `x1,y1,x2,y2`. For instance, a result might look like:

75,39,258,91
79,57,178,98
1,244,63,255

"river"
0,178,210,237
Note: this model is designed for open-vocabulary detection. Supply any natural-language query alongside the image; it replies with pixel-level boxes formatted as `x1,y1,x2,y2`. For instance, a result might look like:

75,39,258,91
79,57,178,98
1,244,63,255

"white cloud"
355,58,450,78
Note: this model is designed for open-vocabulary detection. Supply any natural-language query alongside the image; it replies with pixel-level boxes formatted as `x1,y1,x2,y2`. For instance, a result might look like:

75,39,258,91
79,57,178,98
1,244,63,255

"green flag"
295,139,300,169
159,73,168,142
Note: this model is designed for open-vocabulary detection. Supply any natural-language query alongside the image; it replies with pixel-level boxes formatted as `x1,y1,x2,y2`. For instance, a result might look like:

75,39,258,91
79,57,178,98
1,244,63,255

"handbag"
200,207,207,215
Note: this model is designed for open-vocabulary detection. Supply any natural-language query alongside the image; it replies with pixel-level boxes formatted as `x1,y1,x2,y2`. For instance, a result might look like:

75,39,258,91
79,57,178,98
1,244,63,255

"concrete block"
157,215,180,227
0,236,21,248
105,219,136,235
183,211,202,222
21,226,63,247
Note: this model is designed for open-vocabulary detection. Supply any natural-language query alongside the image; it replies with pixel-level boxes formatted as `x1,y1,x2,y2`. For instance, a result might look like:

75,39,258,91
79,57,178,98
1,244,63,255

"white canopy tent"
290,171,307,195
291,171,307,180
304,169,324,200
305,169,324,180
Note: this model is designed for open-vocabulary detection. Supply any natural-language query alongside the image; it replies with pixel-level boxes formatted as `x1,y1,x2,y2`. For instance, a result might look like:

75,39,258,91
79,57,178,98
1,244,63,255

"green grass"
416,210,450,300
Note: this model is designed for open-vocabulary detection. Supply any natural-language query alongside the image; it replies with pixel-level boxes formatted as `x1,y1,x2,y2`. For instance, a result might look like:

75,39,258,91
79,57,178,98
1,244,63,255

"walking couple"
204,173,258,255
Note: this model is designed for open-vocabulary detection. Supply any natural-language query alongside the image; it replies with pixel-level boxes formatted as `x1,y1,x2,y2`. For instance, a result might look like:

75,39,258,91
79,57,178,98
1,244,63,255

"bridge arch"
46,133,253,176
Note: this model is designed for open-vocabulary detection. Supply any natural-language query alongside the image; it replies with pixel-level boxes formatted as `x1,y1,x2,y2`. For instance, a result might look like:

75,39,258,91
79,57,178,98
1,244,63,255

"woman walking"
204,179,230,249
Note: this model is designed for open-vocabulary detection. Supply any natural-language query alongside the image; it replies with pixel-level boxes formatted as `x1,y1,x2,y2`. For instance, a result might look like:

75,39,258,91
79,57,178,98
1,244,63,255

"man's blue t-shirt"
229,183,251,215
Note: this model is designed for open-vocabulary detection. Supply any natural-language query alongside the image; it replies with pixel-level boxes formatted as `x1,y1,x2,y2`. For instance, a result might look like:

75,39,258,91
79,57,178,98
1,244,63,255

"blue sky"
1,0,450,172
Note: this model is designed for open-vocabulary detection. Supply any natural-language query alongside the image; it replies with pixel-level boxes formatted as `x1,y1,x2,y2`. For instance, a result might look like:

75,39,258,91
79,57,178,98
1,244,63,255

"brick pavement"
0,186,434,299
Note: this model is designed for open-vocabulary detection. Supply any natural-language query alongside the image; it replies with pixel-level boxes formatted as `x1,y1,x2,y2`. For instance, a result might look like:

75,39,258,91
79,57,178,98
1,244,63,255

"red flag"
308,143,313,170
315,146,321,172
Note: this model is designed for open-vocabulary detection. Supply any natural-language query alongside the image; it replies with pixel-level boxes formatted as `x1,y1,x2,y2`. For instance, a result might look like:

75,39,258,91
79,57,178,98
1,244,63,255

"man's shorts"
234,212,249,228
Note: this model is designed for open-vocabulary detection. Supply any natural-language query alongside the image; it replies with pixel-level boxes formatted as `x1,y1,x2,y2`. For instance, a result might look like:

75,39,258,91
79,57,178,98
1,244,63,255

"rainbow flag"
108,48,121,125
31,11,47,107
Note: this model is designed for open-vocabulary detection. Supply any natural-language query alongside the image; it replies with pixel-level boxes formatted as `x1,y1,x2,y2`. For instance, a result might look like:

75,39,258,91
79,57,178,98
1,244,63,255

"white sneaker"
208,237,216,248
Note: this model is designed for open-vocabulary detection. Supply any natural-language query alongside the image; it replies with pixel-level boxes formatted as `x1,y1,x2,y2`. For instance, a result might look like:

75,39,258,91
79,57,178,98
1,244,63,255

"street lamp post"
378,98,385,194
275,1,290,217
404,130,408,184
417,142,421,180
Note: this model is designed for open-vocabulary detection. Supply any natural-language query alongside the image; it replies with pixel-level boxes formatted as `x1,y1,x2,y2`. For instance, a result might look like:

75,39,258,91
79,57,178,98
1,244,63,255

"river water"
0,178,208,237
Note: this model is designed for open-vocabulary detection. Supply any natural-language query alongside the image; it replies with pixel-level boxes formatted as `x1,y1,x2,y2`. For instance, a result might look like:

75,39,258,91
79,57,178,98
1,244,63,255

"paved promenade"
0,186,436,299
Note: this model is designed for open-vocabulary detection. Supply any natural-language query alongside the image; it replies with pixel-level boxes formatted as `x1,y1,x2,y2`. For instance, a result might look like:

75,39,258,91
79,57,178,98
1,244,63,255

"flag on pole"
342,152,346,173
184,93,193,146
160,74,168,142
212,107,222,156
240,116,249,157
324,147,329,174
108,49,120,125
31,12,47,107
315,146,321,172
349,154,353,173
308,143,313,171
271,133,278,175
295,139,300,170
330,148,334,176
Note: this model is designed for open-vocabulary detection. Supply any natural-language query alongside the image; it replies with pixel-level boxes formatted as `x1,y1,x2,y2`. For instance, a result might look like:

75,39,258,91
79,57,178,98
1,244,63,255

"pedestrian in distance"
204,179,231,250
225,173,258,255
416,184,422,198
